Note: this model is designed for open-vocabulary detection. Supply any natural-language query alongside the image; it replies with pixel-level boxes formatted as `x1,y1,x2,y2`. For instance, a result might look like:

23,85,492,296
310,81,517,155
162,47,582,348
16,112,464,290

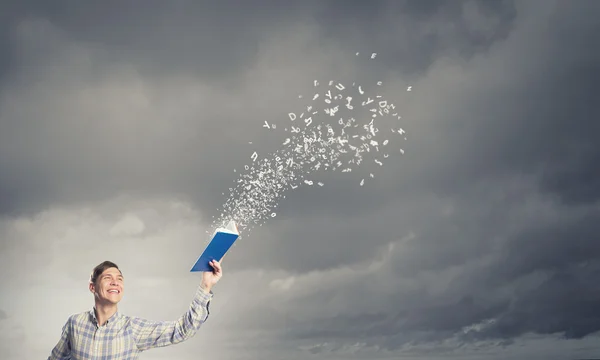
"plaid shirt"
48,285,213,359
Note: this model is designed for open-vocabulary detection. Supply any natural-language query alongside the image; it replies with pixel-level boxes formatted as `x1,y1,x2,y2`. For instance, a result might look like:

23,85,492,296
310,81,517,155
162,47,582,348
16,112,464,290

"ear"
89,282,95,294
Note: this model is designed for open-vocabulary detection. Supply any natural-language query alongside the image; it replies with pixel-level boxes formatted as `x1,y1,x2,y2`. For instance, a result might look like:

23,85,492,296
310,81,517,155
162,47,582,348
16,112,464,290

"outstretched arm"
48,317,72,359
134,260,222,351
133,285,213,351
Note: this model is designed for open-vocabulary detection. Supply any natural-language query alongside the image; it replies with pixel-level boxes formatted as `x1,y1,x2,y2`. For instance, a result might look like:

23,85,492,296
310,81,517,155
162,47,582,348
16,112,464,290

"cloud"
1,0,600,359
109,213,146,237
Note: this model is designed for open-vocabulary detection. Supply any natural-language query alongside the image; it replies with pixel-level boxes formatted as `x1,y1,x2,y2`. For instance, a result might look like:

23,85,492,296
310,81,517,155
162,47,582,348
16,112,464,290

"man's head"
89,261,124,305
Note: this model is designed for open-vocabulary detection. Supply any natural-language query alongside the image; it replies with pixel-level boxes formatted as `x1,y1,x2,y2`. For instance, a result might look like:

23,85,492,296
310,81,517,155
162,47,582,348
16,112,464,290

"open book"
190,220,239,272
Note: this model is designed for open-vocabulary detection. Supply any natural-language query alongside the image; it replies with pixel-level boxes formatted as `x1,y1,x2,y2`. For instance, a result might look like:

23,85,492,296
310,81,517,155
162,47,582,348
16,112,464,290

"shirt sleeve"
132,285,213,351
48,316,72,359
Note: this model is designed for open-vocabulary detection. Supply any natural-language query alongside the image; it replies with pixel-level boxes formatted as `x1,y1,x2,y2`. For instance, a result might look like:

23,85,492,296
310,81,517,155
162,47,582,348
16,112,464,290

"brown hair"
90,261,122,285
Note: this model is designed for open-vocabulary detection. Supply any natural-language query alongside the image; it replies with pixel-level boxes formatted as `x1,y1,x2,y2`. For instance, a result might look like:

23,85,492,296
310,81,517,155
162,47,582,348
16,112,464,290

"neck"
94,302,118,326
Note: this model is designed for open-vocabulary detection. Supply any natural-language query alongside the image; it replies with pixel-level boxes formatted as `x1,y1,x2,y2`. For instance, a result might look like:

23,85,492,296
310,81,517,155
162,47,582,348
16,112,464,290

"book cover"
190,220,239,272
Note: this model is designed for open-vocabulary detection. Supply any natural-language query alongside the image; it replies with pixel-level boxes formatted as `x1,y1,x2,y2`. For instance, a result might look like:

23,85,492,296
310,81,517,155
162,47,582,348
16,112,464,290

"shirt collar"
89,307,121,327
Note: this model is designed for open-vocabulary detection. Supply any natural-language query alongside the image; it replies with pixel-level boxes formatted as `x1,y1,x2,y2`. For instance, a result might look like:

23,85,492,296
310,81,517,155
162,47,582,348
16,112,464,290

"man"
48,259,222,359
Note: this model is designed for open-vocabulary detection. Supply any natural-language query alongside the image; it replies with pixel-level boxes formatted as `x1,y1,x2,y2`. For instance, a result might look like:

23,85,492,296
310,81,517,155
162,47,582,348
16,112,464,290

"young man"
48,259,222,359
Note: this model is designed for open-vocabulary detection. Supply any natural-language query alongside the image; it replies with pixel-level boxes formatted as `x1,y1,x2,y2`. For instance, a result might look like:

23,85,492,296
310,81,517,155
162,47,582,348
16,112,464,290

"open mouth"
108,289,121,294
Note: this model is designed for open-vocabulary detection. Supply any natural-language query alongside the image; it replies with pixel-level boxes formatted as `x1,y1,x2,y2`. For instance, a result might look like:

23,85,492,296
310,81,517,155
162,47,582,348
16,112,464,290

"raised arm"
48,317,72,360
133,284,213,351
133,259,222,351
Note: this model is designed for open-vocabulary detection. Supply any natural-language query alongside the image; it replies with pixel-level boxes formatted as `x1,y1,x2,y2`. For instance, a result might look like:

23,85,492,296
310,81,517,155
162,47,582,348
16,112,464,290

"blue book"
190,220,239,272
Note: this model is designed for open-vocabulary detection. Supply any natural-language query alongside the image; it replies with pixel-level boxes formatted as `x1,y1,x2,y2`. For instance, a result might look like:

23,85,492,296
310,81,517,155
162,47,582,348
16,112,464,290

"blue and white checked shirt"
48,285,213,359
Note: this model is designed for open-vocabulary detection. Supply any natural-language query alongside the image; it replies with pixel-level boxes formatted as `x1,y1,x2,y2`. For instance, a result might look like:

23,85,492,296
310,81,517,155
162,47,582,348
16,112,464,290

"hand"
201,259,223,293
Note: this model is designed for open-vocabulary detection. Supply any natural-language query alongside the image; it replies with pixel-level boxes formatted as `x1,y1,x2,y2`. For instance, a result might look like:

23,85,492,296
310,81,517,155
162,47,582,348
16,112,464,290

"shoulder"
65,310,93,327
122,314,150,327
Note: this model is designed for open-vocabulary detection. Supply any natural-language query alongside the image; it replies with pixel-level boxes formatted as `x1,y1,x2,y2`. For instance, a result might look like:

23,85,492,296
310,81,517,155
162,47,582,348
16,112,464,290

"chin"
104,296,122,305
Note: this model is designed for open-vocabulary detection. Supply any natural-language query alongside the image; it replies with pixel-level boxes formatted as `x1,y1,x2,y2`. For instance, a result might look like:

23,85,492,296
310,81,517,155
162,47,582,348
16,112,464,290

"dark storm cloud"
288,298,511,351
416,1,600,202
234,0,600,273
0,0,306,84
226,1,600,353
0,0,520,219
313,0,517,77
274,198,600,351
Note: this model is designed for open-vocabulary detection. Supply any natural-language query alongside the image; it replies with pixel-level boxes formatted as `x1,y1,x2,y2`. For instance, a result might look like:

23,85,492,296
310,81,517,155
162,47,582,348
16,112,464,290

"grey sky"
1,0,600,359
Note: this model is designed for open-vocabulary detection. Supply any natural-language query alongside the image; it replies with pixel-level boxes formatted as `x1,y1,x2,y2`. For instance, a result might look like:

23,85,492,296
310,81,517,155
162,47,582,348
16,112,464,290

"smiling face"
89,267,124,305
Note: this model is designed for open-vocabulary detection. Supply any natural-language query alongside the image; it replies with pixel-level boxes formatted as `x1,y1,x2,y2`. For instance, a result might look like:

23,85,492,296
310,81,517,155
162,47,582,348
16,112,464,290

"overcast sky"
1,1,600,359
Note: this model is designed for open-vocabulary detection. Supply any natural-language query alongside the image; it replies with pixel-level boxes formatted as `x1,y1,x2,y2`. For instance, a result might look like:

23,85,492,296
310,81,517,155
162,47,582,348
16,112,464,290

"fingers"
209,259,223,274
213,260,222,274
